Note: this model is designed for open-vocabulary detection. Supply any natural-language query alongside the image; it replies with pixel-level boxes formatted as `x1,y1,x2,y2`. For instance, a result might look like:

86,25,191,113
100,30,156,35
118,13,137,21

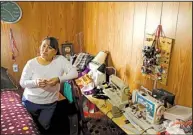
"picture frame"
61,42,73,60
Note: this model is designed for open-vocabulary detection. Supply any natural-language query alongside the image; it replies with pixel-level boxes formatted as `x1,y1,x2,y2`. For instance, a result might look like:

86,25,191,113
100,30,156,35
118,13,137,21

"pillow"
1,67,17,90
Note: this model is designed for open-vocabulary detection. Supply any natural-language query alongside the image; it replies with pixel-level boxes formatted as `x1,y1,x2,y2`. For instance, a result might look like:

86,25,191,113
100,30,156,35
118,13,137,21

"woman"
20,37,78,132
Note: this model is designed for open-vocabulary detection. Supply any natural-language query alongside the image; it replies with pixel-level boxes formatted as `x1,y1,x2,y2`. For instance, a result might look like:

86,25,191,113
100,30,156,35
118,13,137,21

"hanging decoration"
9,28,19,62
141,25,174,85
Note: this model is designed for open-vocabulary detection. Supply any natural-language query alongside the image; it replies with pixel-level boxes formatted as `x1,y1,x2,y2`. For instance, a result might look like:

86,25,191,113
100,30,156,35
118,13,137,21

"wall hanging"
141,25,174,86
9,28,19,62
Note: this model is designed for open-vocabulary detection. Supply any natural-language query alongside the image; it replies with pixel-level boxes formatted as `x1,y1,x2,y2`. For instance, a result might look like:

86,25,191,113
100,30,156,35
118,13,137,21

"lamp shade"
92,51,107,65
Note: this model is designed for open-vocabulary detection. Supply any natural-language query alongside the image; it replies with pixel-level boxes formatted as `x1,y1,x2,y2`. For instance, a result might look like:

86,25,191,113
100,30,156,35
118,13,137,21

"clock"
1,2,22,23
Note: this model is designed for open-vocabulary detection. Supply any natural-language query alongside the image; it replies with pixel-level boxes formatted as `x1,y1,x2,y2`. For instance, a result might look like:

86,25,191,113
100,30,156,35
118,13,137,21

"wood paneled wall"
1,2,83,83
83,2,192,107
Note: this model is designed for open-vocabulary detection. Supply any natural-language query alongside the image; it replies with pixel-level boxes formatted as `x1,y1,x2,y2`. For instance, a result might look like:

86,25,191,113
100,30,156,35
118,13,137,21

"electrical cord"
105,110,115,120
99,99,108,108
106,110,112,116
140,127,154,135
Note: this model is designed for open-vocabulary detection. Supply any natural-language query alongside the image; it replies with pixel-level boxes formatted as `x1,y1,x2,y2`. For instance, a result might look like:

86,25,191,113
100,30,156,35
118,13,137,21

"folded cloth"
73,53,94,71
63,82,73,103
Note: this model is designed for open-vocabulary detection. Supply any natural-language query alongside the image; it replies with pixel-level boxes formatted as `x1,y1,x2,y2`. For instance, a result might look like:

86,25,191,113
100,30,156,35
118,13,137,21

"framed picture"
61,42,73,60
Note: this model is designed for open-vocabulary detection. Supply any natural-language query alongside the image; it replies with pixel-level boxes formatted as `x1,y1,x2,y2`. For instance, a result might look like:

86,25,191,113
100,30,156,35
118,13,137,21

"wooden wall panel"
130,2,148,90
83,2,192,107
145,2,162,34
1,2,84,83
168,2,192,107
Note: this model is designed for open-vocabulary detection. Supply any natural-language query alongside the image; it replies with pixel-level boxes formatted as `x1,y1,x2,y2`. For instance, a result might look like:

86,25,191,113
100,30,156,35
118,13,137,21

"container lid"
164,105,192,121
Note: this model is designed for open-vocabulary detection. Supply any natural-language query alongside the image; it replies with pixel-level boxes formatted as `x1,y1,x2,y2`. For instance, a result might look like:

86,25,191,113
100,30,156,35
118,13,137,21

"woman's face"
40,39,57,61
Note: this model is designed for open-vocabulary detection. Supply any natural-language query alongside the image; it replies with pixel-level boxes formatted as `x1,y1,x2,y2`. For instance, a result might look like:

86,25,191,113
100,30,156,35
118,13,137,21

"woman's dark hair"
43,36,60,55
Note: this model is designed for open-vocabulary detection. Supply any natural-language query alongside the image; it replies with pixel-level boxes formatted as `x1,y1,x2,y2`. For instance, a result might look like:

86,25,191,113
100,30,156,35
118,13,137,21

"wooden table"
58,91,136,134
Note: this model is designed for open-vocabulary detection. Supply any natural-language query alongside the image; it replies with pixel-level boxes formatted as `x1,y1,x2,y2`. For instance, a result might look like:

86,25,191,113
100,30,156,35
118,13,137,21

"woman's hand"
36,79,47,88
46,77,60,86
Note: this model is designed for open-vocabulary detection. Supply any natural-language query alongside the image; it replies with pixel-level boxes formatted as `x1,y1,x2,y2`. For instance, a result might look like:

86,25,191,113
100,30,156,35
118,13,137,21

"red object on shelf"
83,111,104,119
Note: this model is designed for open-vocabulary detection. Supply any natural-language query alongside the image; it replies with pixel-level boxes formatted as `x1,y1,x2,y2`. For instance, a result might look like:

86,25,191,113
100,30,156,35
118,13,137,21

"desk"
83,94,135,134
